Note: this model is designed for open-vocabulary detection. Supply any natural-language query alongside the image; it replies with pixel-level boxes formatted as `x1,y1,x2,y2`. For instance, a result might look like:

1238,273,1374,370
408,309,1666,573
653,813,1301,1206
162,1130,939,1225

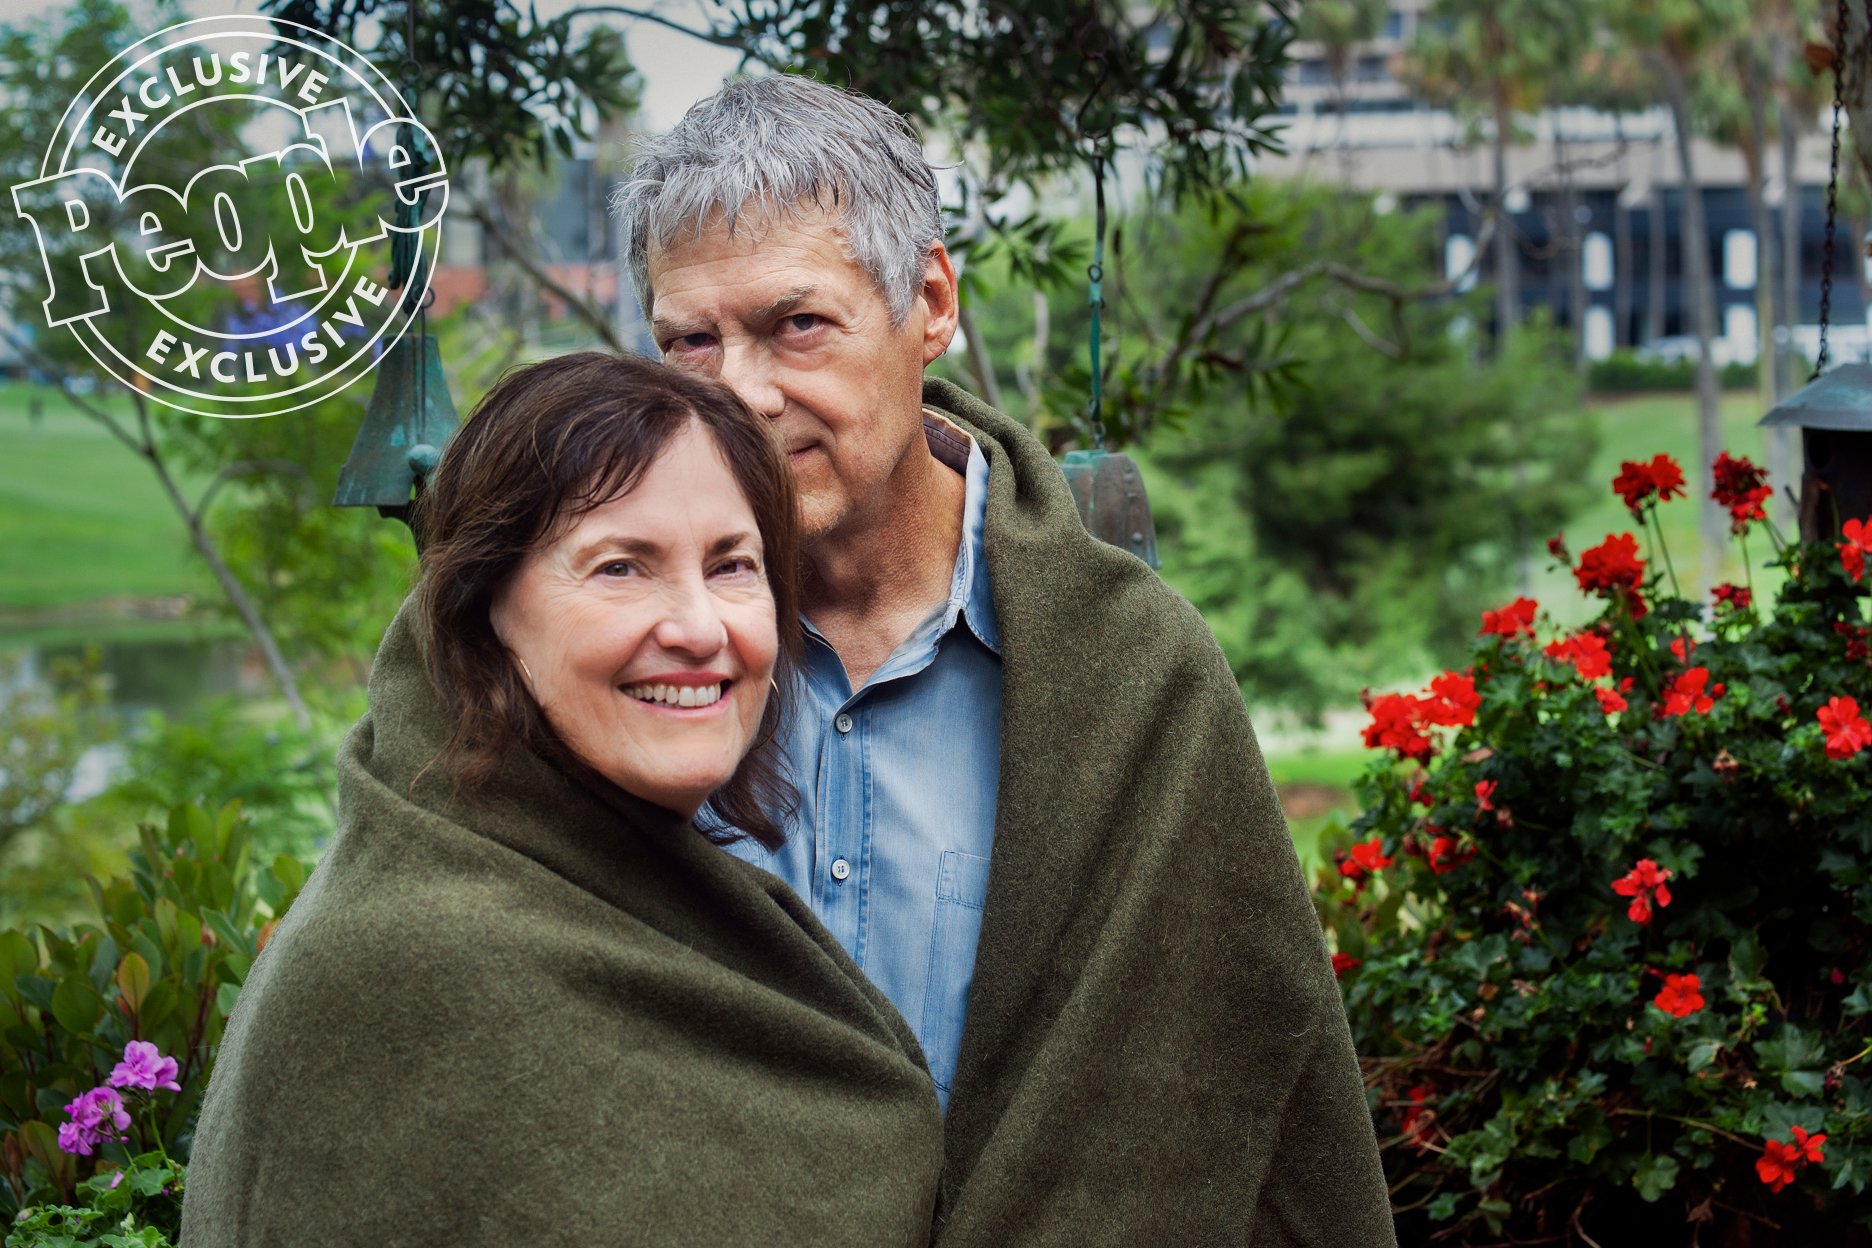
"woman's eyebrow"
568,532,756,563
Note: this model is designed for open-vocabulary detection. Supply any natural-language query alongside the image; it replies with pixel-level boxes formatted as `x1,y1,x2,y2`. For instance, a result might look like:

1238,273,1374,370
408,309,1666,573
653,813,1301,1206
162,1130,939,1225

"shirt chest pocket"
920,849,993,1096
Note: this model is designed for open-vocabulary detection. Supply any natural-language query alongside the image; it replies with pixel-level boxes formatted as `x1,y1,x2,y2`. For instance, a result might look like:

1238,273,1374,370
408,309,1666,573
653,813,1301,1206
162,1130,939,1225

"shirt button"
835,713,854,734
831,858,852,881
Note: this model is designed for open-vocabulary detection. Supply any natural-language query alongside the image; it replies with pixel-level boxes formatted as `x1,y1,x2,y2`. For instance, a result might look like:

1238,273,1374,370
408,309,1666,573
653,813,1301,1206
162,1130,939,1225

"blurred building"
1264,0,1866,363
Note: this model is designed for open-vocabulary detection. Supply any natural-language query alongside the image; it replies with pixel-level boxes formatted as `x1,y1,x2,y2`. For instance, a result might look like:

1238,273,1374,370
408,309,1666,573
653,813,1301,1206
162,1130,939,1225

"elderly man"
615,76,1394,1245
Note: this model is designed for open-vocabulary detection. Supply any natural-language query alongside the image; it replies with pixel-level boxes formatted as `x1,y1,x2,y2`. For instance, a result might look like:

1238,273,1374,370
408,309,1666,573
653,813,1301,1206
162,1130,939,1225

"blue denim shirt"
722,415,1001,1109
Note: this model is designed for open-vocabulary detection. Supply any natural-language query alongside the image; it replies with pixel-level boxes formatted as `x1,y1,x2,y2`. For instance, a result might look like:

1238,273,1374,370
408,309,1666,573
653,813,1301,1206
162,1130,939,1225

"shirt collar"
927,410,1002,656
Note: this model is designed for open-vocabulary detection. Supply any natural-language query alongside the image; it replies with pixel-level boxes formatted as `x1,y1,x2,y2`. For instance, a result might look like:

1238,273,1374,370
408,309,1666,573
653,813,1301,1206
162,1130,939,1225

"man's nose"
717,346,785,418
653,575,728,657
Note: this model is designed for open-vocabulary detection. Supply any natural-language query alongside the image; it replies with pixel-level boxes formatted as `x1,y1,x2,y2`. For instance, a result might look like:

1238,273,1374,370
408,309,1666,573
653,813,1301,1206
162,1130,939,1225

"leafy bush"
1322,452,1872,1242
0,803,310,1223
1588,350,1759,394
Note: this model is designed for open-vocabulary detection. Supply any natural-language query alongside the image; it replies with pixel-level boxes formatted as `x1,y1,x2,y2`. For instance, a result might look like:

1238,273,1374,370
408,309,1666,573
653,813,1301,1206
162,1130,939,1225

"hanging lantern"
1061,449,1161,567
333,330,458,528
1755,8,1871,544
332,81,456,537
1759,363,1872,542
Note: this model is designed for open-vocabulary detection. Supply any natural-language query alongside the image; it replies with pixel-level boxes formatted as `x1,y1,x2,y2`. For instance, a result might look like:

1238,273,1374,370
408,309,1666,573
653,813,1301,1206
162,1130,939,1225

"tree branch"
466,196,629,355
192,459,318,524
559,5,765,60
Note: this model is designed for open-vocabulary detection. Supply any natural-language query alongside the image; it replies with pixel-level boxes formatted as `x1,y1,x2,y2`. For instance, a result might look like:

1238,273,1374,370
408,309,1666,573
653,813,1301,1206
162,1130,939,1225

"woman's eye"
713,556,760,578
598,560,637,578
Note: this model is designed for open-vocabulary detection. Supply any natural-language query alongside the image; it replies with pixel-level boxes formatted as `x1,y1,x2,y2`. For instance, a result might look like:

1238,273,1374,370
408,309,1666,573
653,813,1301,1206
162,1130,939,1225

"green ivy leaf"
1686,1040,1722,1072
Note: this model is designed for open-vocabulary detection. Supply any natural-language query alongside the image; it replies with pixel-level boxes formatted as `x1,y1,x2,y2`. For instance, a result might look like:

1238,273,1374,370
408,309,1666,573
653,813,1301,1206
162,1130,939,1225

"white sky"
0,0,739,133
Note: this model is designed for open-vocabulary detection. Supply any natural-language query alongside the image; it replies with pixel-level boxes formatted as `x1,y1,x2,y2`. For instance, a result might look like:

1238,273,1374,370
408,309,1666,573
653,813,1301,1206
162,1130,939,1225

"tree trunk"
1663,55,1728,584
1745,67,1775,417
1615,190,1634,348
1779,66,1804,397
1558,127,1589,370
1491,81,1519,350
955,293,1004,413
1647,182,1668,344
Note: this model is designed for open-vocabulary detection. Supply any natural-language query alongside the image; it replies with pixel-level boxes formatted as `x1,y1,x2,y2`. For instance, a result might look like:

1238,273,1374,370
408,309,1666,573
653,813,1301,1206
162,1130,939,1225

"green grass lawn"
0,383,212,615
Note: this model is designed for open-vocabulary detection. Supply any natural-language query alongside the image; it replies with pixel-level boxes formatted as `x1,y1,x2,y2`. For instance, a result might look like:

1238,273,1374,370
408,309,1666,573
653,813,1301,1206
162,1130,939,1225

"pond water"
2,634,262,799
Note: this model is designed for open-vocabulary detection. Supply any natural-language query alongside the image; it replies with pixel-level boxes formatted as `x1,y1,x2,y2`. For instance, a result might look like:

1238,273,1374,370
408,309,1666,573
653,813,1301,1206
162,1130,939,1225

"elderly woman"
179,353,942,1245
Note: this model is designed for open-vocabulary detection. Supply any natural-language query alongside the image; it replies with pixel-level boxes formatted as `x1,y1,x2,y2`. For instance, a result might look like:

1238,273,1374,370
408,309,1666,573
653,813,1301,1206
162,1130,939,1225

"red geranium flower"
1613,453,1686,514
1575,535,1646,615
1422,671,1480,728
1338,837,1394,886
1841,517,1872,582
1362,692,1435,762
1595,686,1629,715
1756,1126,1826,1193
1669,635,1696,663
1652,972,1704,1017
1817,696,1872,760
1544,631,1612,680
1611,858,1673,925
1713,452,1773,532
1474,780,1496,812
1712,582,1752,612
1330,952,1361,977
1757,1139,1802,1192
1425,834,1473,874
1661,667,1722,717
1398,1086,1437,1152
1547,532,1571,564
1479,596,1538,638
1406,771,1434,807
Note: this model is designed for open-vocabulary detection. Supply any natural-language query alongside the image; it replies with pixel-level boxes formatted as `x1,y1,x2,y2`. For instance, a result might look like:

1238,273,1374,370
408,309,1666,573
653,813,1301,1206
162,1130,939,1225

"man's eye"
782,313,821,333
666,333,715,353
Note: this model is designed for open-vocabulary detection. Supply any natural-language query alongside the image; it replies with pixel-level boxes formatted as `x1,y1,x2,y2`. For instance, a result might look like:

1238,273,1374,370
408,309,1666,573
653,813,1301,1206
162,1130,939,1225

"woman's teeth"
622,681,723,708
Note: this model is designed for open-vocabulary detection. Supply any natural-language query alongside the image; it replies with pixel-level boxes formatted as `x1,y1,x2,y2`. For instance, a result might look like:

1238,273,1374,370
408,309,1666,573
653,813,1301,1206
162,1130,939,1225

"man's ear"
919,243,960,366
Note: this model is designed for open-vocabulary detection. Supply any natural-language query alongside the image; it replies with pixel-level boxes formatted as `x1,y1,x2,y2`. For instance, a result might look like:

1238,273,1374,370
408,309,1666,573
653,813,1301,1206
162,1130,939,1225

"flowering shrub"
5,1042,189,1247
1322,453,1872,1242
0,803,309,1224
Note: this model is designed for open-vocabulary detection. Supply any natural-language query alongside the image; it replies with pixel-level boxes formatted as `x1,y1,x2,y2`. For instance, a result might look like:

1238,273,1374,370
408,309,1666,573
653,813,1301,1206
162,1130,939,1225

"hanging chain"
1815,0,1850,380
1087,153,1107,451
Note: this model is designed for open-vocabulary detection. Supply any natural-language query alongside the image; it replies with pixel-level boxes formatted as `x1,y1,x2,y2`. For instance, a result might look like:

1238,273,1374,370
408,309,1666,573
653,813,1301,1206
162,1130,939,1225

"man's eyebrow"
749,285,816,323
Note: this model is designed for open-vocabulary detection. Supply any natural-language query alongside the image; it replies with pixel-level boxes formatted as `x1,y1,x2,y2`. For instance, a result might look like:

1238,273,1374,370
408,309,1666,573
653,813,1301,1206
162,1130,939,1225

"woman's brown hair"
411,351,800,849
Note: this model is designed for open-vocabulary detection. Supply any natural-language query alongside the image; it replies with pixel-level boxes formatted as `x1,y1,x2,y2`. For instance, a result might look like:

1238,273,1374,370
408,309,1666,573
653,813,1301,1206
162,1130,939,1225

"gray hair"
613,75,943,325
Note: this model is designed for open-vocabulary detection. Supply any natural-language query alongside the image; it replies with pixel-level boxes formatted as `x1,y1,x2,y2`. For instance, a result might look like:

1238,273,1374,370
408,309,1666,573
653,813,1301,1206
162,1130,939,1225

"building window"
1723,229,1757,290
1383,9,1405,39
1583,232,1614,292
1725,304,1759,361
1446,234,1478,293
1584,306,1616,360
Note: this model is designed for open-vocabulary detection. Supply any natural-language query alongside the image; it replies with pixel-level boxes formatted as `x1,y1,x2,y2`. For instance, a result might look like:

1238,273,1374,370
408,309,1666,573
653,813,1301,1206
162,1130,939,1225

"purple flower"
56,1121,93,1157
56,1087,130,1157
108,1041,180,1093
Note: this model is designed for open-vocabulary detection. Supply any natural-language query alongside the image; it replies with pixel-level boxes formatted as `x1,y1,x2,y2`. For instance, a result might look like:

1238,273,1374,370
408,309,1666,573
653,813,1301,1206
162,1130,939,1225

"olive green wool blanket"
925,378,1396,1246
179,606,944,1246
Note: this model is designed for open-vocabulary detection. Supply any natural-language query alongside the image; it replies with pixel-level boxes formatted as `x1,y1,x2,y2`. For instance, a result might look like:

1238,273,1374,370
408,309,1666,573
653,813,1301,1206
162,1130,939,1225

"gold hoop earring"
750,677,782,753
517,657,535,687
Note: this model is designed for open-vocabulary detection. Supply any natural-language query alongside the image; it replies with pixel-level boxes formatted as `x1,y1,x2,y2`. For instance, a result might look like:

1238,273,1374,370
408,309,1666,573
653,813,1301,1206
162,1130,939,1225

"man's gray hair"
613,75,943,325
